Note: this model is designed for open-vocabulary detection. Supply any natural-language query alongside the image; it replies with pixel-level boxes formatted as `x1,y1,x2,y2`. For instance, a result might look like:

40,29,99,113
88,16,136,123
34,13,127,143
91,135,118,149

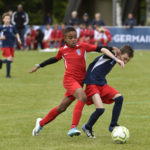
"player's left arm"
14,26,22,44
16,33,22,45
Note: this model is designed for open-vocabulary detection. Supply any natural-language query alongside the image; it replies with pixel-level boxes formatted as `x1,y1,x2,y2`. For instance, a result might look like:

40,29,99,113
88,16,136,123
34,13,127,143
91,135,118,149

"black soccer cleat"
109,124,119,132
82,124,96,138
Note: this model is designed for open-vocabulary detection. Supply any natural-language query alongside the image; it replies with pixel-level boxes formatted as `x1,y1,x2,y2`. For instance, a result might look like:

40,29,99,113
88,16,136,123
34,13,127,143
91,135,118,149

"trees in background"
0,0,68,25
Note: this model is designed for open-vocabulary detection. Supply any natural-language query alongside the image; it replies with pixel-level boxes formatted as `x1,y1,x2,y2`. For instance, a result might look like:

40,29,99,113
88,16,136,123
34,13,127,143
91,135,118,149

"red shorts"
63,77,83,100
85,84,119,105
2,47,14,58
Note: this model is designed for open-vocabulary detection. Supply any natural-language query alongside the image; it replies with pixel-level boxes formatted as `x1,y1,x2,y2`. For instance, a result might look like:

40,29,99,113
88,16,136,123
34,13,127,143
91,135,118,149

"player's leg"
68,88,86,137
71,88,86,128
2,48,14,78
6,56,13,78
82,93,105,138
109,93,123,132
32,96,73,136
0,48,8,69
40,96,73,126
0,59,3,69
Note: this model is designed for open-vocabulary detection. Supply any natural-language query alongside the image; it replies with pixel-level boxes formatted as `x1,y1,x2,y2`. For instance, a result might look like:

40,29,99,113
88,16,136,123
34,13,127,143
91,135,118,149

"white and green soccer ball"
111,126,130,144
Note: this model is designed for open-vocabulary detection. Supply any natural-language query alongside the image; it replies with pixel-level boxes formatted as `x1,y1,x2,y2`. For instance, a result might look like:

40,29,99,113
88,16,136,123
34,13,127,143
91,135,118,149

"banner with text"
107,27,150,50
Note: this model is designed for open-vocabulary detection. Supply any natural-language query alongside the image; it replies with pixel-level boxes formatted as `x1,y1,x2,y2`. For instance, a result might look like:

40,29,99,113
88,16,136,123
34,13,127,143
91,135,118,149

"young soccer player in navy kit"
30,26,121,137
0,13,21,78
82,45,134,138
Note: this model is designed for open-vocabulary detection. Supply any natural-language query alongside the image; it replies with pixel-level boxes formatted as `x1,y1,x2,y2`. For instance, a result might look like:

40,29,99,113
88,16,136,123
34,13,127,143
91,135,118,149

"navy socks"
110,96,123,126
85,108,105,130
2,59,7,63
6,60,11,77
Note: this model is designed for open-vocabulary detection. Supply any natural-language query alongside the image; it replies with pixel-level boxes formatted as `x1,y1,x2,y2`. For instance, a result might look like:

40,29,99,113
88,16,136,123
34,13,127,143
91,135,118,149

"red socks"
40,107,59,127
71,100,85,129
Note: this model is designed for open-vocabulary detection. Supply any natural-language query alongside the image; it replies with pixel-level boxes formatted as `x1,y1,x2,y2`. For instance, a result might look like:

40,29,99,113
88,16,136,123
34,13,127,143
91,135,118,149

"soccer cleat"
32,118,43,136
6,75,11,78
0,59,2,69
109,124,119,132
68,127,81,137
82,124,96,138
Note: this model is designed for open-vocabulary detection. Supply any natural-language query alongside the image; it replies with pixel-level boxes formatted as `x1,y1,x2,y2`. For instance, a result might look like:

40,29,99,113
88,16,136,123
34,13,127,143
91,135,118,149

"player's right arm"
101,48,124,68
29,49,62,73
0,27,6,40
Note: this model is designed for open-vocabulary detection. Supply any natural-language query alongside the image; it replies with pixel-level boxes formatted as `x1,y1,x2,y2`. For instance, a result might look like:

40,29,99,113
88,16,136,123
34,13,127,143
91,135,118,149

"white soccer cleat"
32,118,43,136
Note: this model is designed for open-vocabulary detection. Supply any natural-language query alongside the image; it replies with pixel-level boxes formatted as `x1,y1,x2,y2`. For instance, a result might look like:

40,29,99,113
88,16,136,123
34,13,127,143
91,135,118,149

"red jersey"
55,43,97,82
104,28,112,42
80,29,87,37
30,29,36,40
51,29,61,40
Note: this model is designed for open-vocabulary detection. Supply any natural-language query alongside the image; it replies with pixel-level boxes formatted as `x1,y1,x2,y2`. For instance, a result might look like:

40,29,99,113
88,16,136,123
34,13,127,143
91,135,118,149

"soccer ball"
111,126,130,144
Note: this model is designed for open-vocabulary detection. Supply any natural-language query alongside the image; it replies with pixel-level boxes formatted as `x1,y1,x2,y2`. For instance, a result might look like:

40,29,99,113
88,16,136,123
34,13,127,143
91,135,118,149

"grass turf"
0,50,150,150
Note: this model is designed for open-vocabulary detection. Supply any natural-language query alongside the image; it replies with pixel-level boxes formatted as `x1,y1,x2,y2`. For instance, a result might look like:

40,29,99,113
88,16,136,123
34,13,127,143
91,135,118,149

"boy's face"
121,53,131,64
64,31,77,48
3,16,11,24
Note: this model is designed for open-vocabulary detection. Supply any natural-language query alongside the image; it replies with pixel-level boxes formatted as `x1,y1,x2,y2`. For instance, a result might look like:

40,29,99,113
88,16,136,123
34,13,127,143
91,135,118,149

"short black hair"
63,26,76,35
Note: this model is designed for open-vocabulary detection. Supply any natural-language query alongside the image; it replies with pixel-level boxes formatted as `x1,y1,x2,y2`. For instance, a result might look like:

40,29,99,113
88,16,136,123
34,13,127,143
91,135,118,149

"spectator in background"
69,11,80,25
34,29,44,50
124,13,136,29
59,23,66,47
104,28,112,44
81,13,91,27
98,27,109,46
94,26,108,46
73,23,80,40
12,4,29,50
43,24,52,48
79,23,87,42
93,13,105,27
50,24,61,48
86,24,94,44
44,13,53,25
25,33,32,50
25,26,36,49
8,10,13,18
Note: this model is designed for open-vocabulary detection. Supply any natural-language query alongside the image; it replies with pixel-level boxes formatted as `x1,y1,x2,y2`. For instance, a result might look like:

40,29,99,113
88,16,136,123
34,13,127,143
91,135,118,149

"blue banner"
107,27,150,50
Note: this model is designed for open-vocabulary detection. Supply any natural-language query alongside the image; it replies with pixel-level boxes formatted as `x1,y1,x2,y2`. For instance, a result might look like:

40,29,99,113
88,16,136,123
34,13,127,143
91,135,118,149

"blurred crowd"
24,23,112,50
24,11,113,50
1,5,137,50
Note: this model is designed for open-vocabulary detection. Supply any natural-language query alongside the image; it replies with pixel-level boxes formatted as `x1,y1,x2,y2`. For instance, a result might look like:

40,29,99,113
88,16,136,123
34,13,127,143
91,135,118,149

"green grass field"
0,50,150,150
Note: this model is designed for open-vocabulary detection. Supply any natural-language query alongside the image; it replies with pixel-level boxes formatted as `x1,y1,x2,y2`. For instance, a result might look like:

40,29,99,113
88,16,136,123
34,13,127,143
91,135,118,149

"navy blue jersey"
0,25,18,47
84,54,116,86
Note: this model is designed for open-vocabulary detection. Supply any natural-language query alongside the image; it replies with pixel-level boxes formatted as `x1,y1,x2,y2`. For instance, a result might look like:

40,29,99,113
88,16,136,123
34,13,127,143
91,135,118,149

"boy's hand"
29,66,39,73
18,39,22,45
0,35,6,40
113,47,121,59
116,58,125,68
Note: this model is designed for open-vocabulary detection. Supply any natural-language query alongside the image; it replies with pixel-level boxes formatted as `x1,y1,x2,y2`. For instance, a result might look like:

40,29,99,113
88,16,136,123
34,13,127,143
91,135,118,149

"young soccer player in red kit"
30,26,120,137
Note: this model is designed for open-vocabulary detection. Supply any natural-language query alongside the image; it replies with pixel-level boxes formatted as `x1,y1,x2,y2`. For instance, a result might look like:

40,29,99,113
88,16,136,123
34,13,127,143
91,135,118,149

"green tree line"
0,0,68,25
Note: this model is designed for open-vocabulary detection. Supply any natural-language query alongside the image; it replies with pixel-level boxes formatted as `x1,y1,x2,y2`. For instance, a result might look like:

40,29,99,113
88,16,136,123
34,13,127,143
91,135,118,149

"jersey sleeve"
55,49,62,60
82,43,97,52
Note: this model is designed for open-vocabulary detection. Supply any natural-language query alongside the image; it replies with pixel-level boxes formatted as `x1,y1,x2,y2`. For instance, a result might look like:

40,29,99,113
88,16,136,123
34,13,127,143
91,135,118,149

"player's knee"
115,96,123,105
